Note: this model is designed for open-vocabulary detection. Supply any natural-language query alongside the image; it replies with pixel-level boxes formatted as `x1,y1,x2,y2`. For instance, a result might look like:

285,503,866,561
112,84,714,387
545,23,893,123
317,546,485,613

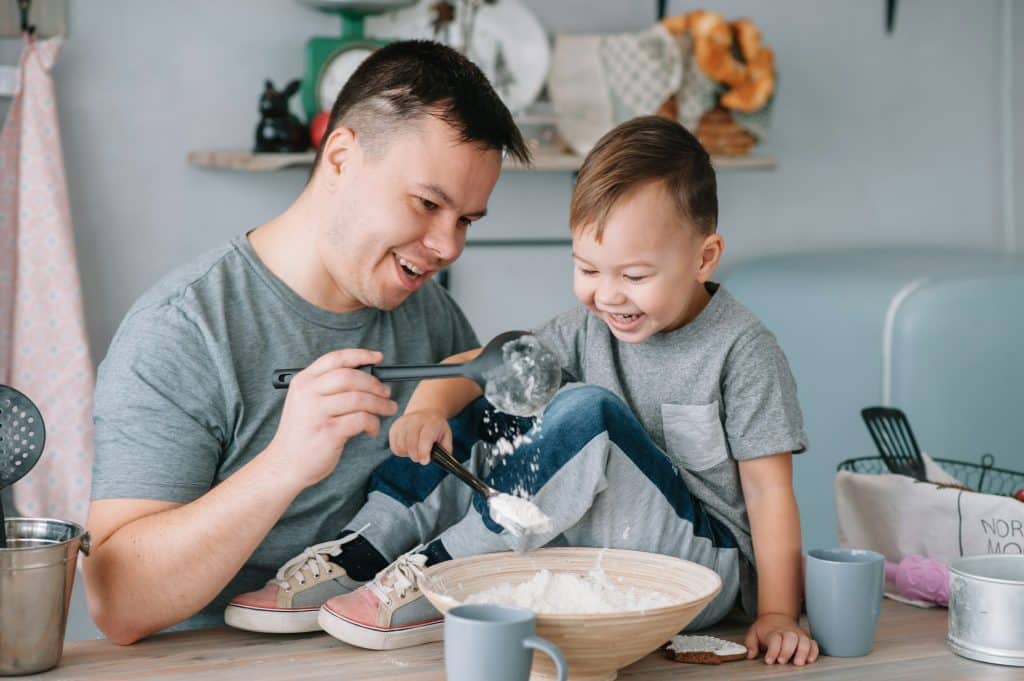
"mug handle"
523,635,568,681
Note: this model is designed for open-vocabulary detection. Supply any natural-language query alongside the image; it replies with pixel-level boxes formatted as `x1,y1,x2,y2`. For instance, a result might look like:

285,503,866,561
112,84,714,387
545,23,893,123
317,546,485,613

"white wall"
2,0,1021,640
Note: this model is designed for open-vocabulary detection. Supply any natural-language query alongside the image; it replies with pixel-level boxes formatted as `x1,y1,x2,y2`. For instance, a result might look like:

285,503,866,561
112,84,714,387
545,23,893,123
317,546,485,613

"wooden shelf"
187,147,777,173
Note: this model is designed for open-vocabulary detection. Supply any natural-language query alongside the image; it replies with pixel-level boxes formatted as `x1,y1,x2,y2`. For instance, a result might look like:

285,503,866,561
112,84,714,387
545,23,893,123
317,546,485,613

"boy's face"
314,115,501,311
572,180,723,343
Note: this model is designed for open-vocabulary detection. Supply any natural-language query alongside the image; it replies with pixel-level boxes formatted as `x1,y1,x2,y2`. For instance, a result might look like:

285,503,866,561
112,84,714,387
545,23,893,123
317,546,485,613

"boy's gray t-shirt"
534,283,807,577
92,234,478,629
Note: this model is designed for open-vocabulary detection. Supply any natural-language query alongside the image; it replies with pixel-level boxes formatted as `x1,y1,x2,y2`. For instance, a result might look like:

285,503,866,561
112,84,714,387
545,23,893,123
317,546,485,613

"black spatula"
0,385,46,547
860,406,926,481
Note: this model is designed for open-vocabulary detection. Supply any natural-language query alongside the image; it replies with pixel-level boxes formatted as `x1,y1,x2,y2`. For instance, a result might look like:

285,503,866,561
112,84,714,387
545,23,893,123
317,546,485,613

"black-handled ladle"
429,442,551,537
272,330,563,417
0,385,46,548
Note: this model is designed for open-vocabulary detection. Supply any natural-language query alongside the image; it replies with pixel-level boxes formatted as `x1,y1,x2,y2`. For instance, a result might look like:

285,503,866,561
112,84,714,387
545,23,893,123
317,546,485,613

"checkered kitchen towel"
550,24,681,155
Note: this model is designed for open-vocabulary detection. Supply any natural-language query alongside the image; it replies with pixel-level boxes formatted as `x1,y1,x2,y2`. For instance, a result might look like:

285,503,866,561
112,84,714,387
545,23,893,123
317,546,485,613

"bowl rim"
419,546,723,621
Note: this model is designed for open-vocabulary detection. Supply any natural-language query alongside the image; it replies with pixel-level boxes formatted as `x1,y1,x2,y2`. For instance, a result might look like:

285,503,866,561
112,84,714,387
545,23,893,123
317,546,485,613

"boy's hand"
743,613,819,665
389,409,452,465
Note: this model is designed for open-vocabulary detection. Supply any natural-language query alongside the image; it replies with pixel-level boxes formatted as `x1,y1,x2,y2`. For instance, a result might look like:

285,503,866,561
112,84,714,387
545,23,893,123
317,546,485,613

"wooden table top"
30,600,1018,680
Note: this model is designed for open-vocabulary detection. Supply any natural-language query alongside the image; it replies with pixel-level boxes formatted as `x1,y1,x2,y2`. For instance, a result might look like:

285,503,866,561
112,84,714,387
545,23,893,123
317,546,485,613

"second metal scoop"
272,330,563,417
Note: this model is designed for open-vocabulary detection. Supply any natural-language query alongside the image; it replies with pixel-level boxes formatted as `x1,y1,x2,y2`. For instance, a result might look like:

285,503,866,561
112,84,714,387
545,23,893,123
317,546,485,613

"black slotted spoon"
860,406,926,481
0,385,46,547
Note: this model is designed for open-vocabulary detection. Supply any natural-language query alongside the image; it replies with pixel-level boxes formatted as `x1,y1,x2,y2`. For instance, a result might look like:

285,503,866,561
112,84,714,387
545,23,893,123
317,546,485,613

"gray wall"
1,0,1021,641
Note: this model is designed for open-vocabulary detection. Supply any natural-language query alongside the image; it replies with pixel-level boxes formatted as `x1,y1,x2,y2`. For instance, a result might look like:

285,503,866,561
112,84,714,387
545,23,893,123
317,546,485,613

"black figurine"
254,79,308,153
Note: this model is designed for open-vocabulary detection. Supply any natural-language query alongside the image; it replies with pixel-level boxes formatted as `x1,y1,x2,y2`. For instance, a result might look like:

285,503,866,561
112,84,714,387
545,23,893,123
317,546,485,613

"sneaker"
224,536,364,633
318,552,443,650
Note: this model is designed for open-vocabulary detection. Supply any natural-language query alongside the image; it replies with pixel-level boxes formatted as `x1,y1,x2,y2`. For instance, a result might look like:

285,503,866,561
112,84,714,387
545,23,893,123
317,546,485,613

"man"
83,40,529,644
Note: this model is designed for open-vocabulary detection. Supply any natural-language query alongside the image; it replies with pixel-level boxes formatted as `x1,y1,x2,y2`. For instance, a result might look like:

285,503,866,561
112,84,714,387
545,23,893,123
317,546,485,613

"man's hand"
389,409,452,465
267,348,398,489
743,613,819,665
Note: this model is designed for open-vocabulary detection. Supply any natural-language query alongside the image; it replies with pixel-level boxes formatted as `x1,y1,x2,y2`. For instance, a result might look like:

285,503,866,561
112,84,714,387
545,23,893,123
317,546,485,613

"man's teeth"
397,255,424,276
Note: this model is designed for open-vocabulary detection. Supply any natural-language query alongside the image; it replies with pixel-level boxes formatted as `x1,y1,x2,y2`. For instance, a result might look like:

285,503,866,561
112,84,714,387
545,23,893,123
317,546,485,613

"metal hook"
18,0,35,36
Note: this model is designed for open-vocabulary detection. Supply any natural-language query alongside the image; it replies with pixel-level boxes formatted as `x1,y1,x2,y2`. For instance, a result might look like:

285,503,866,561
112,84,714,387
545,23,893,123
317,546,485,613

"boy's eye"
578,267,598,276
419,197,439,211
457,217,473,228
624,274,648,282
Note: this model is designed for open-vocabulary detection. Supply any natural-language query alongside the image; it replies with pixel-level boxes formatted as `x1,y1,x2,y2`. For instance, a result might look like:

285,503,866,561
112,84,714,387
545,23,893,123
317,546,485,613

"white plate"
366,0,549,114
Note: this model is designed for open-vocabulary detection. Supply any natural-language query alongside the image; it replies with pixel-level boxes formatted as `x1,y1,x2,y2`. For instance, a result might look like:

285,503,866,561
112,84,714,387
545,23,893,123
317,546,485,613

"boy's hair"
570,116,718,238
311,40,530,178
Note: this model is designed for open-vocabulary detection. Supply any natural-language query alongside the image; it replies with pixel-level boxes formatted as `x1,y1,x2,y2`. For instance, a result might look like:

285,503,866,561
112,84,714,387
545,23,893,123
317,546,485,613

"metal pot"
0,518,90,676
948,554,1024,667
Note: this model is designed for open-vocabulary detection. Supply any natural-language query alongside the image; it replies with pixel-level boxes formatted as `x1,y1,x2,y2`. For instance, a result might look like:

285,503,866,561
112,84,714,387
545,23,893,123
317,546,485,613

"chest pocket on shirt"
661,402,729,472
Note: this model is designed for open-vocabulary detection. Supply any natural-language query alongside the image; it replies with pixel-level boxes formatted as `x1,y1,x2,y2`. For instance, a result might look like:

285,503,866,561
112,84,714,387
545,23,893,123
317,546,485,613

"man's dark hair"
310,40,530,177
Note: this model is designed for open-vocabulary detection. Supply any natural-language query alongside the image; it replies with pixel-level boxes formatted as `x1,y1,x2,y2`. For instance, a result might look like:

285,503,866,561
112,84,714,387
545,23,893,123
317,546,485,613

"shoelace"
274,525,368,591
367,552,429,606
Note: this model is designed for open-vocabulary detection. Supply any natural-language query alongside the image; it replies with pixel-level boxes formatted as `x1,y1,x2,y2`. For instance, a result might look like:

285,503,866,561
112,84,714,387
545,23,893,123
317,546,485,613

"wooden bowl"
419,547,722,681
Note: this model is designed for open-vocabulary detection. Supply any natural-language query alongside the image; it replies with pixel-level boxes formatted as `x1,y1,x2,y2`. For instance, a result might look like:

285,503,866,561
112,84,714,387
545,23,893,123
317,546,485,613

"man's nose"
423,222,464,265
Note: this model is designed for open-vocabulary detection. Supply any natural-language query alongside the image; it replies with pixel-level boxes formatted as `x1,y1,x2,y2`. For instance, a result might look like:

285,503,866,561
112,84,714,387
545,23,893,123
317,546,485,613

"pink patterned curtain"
0,34,93,525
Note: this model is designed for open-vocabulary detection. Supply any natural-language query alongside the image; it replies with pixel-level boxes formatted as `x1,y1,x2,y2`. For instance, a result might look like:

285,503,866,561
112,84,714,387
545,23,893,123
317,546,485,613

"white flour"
464,569,674,614
488,493,553,537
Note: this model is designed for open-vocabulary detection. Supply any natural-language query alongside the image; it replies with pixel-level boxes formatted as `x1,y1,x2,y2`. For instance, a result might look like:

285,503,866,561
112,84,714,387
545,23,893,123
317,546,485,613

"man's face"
314,115,502,311
572,180,720,343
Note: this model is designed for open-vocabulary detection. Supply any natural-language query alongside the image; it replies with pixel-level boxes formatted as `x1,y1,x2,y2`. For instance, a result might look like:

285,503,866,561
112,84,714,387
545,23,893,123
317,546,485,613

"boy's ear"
696,233,724,283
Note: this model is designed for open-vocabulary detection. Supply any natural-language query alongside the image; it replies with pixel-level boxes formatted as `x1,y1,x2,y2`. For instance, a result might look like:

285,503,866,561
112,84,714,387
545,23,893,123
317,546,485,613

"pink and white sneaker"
224,536,364,633
318,552,443,650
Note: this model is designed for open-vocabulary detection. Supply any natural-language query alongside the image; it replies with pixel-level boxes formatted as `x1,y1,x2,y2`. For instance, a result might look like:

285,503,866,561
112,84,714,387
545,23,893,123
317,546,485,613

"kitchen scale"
297,0,418,121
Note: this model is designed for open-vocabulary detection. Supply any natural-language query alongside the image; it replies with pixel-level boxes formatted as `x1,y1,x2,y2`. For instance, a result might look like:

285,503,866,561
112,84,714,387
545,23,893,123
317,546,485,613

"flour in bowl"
464,568,674,614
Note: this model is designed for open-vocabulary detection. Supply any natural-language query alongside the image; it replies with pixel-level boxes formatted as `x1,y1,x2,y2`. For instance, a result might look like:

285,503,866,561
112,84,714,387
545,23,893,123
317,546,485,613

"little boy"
227,116,818,666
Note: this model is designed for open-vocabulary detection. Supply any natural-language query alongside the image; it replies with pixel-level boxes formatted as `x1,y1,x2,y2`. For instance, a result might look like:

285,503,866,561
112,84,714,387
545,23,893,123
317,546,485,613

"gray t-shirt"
92,234,478,629
534,283,807,570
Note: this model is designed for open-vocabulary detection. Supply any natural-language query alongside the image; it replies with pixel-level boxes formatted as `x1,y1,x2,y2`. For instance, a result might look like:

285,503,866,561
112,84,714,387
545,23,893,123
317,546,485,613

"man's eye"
420,198,439,211
457,217,473,228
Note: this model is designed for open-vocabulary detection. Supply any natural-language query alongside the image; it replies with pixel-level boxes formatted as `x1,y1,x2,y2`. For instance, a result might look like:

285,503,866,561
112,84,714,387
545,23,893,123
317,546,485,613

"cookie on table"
665,635,748,665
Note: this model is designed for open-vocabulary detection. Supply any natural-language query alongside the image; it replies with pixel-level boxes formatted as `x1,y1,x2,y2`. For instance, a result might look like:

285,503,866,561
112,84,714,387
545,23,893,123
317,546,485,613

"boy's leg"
321,386,742,647
225,399,514,633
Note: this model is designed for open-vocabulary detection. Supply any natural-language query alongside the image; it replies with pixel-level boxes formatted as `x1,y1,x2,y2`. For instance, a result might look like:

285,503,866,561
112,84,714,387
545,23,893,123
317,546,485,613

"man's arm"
738,453,819,665
84,448,304,644
84,348,397,644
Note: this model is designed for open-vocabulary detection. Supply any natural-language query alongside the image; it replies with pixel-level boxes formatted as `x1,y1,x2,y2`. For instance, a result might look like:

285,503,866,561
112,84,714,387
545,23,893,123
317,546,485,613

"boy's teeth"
397,255,424,276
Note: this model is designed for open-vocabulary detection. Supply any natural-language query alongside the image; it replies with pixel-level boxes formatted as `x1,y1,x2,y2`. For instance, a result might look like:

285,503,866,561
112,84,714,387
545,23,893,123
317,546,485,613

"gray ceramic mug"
444,604,568,681
805,547,885,657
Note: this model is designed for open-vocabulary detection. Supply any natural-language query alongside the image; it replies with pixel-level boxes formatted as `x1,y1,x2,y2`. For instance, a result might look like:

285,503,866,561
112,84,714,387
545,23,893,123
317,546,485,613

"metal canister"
0,518,90,676
948,554,1024,667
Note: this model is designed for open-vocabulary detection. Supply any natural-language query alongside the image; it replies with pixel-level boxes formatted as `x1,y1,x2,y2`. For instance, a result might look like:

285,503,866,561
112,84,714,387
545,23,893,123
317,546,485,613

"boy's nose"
595,281,626,306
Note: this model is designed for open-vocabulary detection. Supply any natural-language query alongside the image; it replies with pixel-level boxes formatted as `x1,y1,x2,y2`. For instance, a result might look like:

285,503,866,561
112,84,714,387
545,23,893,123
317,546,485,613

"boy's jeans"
345,385,742,628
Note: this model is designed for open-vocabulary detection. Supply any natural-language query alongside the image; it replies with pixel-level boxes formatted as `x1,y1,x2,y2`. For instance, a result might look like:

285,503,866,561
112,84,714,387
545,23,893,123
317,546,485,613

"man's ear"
697,233,724,283
320,125,358,178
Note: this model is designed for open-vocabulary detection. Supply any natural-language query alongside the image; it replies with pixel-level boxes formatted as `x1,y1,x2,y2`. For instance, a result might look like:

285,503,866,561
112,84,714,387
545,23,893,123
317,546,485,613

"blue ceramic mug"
444,604,568,681
805,547,885,657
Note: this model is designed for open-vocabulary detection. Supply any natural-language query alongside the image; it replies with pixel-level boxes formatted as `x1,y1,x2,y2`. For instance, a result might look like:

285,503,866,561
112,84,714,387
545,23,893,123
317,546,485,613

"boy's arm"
389,347,484,463
404,347,483,417
738,453,819,666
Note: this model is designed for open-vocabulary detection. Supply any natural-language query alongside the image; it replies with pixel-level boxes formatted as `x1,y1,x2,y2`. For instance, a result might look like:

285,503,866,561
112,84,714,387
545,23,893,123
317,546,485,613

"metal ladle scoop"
0,385,46,548
272,330,563,417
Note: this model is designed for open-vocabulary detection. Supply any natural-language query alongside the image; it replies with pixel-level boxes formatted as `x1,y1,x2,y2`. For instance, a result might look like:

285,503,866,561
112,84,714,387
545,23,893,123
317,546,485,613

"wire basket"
837,454,1024,496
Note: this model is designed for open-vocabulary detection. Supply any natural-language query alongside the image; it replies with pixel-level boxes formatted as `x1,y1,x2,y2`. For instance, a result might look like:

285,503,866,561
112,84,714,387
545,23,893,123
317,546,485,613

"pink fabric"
0,35,93,525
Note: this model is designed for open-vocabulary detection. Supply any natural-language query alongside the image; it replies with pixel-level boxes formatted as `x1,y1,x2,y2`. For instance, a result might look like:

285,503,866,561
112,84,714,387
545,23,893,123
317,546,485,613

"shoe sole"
318,606,443,650
224,603,322,634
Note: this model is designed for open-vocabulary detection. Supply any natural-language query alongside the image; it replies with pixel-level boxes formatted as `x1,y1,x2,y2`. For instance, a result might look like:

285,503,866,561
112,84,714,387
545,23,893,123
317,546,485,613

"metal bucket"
0,518,90,676
948,554,1024,667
